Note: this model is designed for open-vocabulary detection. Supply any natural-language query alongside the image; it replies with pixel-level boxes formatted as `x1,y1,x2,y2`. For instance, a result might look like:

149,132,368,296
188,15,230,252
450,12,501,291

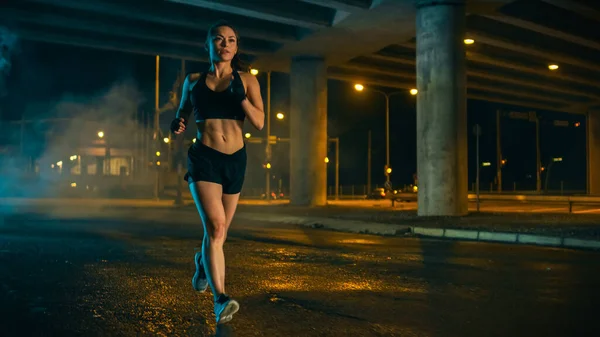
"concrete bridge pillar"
415,0,468,216
289,56,328,206
588,111,600,195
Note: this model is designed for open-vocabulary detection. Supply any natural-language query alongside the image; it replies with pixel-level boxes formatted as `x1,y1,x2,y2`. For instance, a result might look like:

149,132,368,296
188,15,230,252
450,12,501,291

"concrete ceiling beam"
337,62,581,106
541,0,600,22
397,41,599,89
361,54,600,100
327,69,415,90
166,0,333,29
466,51,600,89
481,14,600,51
328,69,576,113
467,30,600,74
22,0,300,43
299,0,372,13
13,27,209,63
1,8,274,55
467,94,584,114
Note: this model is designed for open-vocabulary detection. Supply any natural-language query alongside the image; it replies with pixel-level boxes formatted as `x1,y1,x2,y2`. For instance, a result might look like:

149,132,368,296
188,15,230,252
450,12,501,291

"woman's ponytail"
231,53,249,73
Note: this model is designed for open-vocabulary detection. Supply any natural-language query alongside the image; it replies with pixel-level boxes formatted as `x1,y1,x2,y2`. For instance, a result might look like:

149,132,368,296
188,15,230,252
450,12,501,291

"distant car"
261,191,285,200
390,185,418,202
366,188,386,200
403,184,418,193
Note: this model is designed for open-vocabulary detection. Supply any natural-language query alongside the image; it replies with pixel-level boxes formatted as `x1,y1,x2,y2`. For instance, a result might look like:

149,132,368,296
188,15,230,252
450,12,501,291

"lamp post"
327,137,340,200
474,124,482,212
154,55,160,201
265,70,272,201
354,84,414,186
253,69,287,201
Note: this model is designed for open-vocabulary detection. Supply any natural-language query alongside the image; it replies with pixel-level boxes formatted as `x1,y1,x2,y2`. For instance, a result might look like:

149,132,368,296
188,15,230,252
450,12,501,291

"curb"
236,212,600,251
236,213,411,236
412,227,600,250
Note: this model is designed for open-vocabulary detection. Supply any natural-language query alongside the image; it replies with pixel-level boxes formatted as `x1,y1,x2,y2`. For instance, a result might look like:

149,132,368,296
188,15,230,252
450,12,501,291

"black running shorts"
184,141,247,195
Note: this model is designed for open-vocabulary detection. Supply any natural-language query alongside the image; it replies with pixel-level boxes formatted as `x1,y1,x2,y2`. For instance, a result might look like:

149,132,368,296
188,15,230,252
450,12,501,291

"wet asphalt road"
1,210,599,337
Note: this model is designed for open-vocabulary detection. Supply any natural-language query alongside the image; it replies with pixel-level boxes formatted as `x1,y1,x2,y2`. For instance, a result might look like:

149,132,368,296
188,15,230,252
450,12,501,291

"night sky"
0,40,587,193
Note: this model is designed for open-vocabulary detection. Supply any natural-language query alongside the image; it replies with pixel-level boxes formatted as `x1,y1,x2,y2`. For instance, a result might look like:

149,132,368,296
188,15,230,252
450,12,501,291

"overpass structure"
2,0,599,215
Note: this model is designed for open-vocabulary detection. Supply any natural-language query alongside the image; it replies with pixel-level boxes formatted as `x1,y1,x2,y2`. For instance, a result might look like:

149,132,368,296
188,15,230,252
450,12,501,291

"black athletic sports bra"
189,71,246,122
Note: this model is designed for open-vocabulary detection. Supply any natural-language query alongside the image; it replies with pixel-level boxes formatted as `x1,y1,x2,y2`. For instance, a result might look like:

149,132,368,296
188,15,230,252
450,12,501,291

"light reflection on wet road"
0,211,599,337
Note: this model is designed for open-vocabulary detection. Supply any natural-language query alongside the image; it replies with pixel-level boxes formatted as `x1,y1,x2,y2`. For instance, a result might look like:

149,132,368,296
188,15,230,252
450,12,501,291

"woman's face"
208,25,238,62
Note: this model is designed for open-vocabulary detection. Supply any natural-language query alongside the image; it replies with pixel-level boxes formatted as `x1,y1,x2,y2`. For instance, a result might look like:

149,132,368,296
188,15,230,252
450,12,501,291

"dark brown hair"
205,20,248,72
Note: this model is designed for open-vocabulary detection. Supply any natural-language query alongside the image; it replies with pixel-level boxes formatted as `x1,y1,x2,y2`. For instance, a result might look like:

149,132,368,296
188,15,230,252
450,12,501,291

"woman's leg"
190,181,227,300
219,192,241,293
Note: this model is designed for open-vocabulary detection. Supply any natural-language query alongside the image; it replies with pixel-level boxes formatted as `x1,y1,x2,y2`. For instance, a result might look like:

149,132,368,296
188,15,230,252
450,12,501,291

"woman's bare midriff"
196,119,245,154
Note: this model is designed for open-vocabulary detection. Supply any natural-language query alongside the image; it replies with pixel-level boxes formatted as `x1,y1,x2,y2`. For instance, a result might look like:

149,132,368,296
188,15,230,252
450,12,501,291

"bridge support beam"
289,56,328,206
415,0,468,216
588,111,600,195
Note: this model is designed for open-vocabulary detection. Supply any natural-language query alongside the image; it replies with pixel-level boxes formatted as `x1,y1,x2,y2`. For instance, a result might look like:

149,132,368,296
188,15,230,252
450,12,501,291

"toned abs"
190,72,248,154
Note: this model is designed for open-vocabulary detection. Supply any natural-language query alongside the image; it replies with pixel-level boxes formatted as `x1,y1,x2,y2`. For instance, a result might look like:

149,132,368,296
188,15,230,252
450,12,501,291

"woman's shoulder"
238,71,258,84
186,72,202,83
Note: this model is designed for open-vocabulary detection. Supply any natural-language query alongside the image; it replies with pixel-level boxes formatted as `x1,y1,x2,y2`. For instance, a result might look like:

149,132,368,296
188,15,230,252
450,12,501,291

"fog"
0,26,19,98
0,27,160,206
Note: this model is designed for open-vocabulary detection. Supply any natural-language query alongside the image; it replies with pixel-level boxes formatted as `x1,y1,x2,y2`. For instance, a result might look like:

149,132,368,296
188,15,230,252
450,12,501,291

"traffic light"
263,162,271,169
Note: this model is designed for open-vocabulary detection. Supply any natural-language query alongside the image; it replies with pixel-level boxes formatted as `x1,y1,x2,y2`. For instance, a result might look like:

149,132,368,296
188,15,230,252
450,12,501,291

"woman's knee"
205,217,227,243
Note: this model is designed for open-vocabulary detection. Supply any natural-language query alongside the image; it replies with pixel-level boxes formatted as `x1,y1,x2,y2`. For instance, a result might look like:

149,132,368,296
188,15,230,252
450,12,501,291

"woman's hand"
171,117,187,134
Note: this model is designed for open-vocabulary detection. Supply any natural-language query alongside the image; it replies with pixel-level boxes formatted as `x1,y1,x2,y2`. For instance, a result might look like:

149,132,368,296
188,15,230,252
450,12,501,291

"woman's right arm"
172,74,193,134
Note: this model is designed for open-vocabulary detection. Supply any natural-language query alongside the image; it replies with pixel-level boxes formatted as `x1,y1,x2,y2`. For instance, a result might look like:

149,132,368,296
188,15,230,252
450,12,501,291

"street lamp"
163,137,169,143
410,89,418,95
97,131,104,138
245,132,251,138
354,84,406,185
257,71,286,201
327,138,340,200
544,157,564,192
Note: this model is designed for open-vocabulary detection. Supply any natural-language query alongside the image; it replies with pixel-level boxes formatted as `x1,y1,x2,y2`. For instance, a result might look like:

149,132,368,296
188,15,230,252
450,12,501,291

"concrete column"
289,56,328,206
415,0,468,216
588,111,600,195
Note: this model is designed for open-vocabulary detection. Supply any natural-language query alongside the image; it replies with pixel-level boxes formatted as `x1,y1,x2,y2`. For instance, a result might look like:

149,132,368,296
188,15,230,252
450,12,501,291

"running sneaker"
192,251,209,292
214,294,239,325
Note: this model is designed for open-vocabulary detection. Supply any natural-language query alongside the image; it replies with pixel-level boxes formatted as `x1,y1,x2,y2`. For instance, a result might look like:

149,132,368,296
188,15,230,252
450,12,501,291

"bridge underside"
3,0,600,210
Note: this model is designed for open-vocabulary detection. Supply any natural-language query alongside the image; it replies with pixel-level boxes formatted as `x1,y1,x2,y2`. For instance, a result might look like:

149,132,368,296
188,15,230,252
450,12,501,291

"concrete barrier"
389,193,600,212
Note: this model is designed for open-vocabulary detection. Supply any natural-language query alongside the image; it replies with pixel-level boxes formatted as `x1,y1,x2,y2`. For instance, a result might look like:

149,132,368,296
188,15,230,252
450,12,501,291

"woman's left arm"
241,74,265,131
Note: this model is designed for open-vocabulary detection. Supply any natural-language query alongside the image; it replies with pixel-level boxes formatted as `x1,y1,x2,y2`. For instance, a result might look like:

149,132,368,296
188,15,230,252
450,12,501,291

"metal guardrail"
468,194,600,213
391,193,600,213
